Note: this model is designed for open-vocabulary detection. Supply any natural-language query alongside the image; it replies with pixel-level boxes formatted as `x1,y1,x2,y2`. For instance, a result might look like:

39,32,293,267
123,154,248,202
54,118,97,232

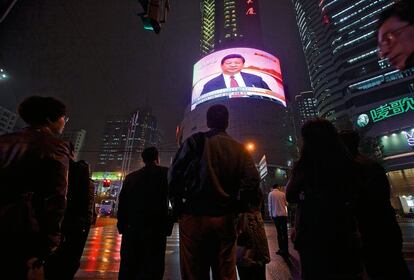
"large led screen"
191,47,285,110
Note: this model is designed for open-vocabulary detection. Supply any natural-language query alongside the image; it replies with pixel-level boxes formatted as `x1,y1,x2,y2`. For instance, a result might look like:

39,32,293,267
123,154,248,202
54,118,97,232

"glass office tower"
292,0,414,214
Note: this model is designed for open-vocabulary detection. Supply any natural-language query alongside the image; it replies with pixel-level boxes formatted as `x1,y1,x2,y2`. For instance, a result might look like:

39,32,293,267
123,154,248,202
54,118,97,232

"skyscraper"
292,0,414,123
200,0,263,54
181,0,294,188
61,129,86,160
96,108,160,174
295,90,318,126
292,0,414,213
0,105,17,135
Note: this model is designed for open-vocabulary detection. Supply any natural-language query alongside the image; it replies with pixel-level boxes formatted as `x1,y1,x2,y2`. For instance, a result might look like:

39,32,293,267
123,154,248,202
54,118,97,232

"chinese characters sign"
246,0,256,16
370,97,414,122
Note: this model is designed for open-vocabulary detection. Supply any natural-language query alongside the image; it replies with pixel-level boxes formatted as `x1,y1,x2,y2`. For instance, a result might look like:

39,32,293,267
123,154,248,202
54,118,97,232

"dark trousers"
1,234,32,280
273,216,288,254
119,228,166,280
45,226,91,280
179,214,238,280
299,248,364,280
237,265,266,280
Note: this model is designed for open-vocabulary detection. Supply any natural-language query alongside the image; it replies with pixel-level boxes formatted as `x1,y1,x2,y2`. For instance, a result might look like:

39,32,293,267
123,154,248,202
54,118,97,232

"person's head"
220,54,245,76
301,118,338,149
339,130,360,157
296,118,353,190
377,1,414,70
207,104,229,131
141,147,159,165
18,95,67,134
272,184,281,190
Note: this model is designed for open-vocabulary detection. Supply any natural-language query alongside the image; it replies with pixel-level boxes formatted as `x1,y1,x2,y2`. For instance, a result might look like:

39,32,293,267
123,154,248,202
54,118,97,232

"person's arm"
260,78,271,90
268,192,273,217
168,135,200,215
116,177,129,234
285,166,304,203
39,142,70,259
239,150,260,209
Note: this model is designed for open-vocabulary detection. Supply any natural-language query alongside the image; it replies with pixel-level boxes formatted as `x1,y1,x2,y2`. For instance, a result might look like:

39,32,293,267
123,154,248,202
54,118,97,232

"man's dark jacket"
201,72,271,96
117,164,170,280
168,130,260,216
117,164,169,235
0,127,70,259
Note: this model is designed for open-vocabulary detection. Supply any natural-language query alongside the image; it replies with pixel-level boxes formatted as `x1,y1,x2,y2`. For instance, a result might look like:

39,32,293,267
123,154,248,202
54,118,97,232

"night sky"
0,0,310,167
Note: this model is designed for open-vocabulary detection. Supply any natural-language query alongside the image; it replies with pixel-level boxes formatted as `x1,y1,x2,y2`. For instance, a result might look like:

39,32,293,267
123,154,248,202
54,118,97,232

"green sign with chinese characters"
370,97,414,122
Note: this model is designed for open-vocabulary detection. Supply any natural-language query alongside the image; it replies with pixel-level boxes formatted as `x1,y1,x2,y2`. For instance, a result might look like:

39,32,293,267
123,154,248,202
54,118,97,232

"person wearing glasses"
377,1,414,70
0,96,71,279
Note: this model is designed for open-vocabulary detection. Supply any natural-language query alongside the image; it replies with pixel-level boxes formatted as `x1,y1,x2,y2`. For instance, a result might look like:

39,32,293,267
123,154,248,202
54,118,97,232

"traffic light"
103,179,111,188
137,0,170,34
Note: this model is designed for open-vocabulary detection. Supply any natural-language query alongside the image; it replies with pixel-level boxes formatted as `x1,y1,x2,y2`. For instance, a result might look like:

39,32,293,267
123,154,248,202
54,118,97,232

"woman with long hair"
286,119,363,279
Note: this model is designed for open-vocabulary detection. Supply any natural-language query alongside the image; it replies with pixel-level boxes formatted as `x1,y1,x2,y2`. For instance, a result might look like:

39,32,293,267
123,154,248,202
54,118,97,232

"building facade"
181,0,294,193
200,0,264,54
96,108,160,175
61,129,86,160
292,0,414,214
0,105,17,135
295,90,318,126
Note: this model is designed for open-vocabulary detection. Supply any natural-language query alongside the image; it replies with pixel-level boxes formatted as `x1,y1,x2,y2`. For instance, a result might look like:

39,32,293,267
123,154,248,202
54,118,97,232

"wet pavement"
74,218,414,279
74,218,299,279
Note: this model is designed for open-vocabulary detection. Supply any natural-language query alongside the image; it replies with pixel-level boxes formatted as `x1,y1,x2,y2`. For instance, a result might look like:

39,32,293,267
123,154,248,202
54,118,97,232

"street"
75,217,414,279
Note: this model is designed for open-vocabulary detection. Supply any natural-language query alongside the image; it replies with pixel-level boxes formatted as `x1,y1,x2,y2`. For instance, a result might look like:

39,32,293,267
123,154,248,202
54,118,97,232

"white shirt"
223,72,246,88
268,188,287,218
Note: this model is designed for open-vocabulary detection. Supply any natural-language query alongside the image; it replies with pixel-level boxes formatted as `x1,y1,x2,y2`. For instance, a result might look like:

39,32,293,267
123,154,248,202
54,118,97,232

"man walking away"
169,104,260,280
117,147,170,280
268,184,289,257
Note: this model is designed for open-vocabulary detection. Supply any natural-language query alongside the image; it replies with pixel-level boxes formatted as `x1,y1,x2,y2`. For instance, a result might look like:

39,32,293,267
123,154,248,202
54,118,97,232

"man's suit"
200,72,271,95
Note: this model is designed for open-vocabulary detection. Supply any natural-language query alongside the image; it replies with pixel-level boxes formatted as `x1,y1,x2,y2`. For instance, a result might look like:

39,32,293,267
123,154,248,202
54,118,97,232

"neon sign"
246,0,257,16
403,131,414,146
370,97,414,122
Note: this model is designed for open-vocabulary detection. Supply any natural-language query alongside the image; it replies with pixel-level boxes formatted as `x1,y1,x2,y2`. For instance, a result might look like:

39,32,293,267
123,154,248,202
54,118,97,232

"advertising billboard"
191,47,285,110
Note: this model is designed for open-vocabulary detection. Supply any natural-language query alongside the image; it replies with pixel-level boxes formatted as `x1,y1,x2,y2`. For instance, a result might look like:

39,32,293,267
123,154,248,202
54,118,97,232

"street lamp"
245,142,255,152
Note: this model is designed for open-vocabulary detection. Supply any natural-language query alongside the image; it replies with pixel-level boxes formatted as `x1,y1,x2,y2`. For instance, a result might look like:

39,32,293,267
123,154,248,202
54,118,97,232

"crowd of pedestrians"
1,1,414,279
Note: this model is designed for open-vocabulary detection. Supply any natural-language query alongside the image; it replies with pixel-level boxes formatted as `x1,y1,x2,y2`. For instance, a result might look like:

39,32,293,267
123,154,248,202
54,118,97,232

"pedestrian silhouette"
286,119,363,279
0,96,71,279
169,104,260,280
117,147,171,280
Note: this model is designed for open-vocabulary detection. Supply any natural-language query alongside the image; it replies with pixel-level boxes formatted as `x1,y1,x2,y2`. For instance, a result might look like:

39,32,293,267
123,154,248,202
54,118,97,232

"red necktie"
230,76,239,87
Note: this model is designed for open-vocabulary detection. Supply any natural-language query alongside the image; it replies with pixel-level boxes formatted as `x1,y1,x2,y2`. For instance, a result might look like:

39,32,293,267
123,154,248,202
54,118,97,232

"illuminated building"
295,90,318,126
61,129,86,160
200,0,263,54
181,0,294,191
0,105,17,135
96,108,160,174
292,0,414,213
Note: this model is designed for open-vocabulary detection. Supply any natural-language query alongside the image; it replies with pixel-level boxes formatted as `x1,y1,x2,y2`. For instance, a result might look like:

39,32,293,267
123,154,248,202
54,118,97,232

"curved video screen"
191,47,285,110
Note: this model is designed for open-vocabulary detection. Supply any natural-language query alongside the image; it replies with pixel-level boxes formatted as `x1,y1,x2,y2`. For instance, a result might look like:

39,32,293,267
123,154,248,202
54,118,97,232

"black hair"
18,96,66,126
378,1,414,29
221,54,245,65
207,104,229,130
339,130,360,157
294,118,354,191
141,147,159,164
272,184,280,189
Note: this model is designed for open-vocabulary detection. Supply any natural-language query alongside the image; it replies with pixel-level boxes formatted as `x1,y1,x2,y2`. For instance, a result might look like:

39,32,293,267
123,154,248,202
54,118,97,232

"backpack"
182,132,206,200
63,160,95,228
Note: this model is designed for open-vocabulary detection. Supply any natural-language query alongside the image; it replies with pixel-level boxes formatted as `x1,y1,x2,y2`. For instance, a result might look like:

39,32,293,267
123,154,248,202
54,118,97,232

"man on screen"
200,54,271,96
